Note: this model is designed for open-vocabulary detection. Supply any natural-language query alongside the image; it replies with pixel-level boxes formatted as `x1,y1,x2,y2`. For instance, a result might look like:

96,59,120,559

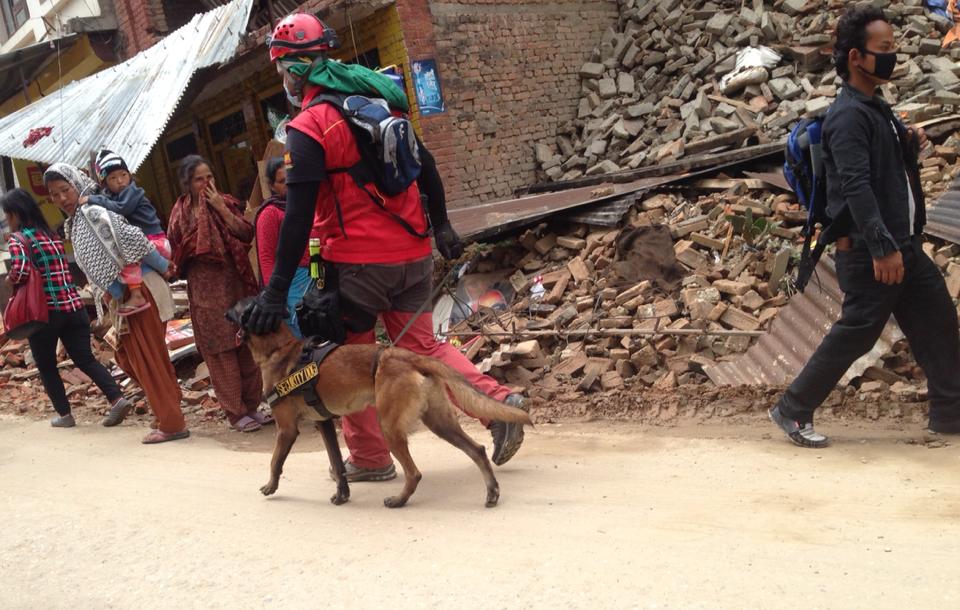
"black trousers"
27,309,122,416
778,238,960,430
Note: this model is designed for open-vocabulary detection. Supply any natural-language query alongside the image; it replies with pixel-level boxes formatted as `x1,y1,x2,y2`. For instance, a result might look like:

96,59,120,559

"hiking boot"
769,405,830,448
101,397,133,427
489,393,528,466
51,414,76,428
928,419,960,435
329,461,397,482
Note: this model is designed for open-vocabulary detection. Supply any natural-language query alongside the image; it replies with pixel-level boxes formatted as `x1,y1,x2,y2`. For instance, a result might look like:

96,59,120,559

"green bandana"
285,58,409,112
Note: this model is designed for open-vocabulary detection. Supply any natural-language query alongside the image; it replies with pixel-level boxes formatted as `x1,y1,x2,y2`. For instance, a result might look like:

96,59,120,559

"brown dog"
227,300,532,508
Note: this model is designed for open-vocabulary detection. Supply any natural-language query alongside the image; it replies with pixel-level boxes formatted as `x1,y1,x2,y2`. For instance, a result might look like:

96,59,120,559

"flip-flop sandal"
250,411,275,426
142,429,190,444
118,302,152,317
232,415,261,433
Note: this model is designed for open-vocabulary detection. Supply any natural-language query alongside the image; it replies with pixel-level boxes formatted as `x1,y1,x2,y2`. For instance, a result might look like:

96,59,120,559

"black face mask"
860,49,897,81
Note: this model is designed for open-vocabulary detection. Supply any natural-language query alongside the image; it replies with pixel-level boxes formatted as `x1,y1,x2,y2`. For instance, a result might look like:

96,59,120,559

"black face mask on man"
860,49,898,81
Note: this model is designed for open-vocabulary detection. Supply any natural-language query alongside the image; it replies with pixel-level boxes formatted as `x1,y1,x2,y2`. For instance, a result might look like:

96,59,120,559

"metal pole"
17,65,32,105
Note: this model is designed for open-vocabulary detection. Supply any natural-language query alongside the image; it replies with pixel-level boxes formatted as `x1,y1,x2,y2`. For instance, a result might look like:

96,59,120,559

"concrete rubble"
449,136,960,406
536,0,960,182
0,283,224,423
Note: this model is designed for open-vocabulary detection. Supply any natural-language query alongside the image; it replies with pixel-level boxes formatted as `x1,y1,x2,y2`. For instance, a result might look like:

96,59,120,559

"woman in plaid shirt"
2,189,131,428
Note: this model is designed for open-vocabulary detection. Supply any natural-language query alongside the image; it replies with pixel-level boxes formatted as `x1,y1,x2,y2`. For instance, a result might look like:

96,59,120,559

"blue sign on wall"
412,59,445,116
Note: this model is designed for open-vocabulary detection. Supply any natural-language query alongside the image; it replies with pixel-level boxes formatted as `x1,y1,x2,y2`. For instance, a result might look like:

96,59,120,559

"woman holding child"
42,163,188,444
167,155,268,433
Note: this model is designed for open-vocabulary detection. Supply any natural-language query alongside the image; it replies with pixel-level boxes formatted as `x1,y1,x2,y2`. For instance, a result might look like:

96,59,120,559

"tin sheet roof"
0,0,254,172
704,256,903,387
448,175,677,241
925,174,960,244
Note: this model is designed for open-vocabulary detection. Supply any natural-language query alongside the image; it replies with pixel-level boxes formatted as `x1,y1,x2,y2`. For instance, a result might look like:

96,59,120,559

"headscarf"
167,193,258,296
43,162,98,200
283,57,409,112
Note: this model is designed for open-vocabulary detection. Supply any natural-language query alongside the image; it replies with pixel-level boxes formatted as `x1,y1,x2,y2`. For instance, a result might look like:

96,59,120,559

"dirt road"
1,416,958,609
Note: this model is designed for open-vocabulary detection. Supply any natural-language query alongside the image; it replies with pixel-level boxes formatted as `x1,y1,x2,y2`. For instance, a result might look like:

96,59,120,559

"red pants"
342,310,511,468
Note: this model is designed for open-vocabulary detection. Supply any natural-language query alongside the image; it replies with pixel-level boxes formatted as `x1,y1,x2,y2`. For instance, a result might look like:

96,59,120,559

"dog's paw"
330,492,349,505
485,486,500,508
383,495,408,509
260,482,278,496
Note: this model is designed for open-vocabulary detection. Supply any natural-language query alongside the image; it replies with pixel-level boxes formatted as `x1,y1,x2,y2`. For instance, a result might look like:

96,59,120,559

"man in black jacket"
770,5,960,447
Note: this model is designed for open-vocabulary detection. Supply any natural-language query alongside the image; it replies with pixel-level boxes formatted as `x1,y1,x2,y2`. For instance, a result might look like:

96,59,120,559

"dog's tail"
410,355,533,426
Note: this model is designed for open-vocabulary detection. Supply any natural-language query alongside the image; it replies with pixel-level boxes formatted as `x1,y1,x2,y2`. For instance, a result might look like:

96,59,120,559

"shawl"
282,57,409,112
66,205,155,319
44,162,97,199
167,193,258,295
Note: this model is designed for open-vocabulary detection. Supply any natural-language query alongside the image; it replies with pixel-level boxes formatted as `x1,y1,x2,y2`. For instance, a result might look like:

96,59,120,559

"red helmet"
267,13,340,62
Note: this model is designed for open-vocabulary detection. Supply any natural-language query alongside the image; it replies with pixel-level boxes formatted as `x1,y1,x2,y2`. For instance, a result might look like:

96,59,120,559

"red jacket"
288,88,431,265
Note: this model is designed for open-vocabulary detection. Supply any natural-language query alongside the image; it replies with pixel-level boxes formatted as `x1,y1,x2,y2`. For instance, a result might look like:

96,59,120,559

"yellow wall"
0,36,112,116
331,4,420,134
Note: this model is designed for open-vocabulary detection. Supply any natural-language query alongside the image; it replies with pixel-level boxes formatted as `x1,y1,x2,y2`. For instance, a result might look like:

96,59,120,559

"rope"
56,12,65,159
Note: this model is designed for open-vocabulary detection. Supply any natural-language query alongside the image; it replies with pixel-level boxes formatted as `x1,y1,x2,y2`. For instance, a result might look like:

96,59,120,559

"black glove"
240,285,287,335
434,221,464,260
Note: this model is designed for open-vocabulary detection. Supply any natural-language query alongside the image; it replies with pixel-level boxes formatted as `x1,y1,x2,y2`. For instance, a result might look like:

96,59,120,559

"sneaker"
329,461,397,482
51,414,76,428
769,405,830,448
101,397,133,427
489,393,528,466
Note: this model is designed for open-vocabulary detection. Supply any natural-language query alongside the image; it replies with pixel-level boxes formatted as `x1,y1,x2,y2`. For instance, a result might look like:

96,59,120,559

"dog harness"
264,340,340,419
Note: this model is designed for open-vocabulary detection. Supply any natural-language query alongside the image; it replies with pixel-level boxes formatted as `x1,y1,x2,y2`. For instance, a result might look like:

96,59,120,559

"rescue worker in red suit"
242,13,527,482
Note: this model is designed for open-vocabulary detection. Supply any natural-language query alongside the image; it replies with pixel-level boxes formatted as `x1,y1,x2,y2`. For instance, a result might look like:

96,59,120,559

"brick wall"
397,0,618,208
112,0,161,56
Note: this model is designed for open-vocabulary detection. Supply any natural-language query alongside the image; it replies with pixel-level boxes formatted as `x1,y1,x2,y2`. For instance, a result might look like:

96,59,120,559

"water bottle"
309,238,322,282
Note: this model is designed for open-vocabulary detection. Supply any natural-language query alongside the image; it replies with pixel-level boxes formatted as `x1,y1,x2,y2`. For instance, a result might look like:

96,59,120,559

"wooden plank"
683,127,757,156
707,94,759,114
690,232,726,251
690,178,771,190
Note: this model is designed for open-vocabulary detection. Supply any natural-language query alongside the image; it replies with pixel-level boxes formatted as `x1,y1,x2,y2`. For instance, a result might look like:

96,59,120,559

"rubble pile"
0,330,127,417
453,134,960,404
536,0,960,182
0,315,224,424
448,188,798,400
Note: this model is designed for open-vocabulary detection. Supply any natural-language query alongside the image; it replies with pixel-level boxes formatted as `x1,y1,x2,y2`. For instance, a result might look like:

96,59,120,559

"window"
165,132,198,163
209,110,247,146
1,0,28,38
260,90,289,137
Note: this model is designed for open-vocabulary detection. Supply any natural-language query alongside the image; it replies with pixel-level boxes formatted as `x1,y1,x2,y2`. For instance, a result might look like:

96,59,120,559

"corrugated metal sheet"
562,194,638,227
452,143,786,240
704,256,903,387
449,175,677,241
0,0,254,172
925,174,960,244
